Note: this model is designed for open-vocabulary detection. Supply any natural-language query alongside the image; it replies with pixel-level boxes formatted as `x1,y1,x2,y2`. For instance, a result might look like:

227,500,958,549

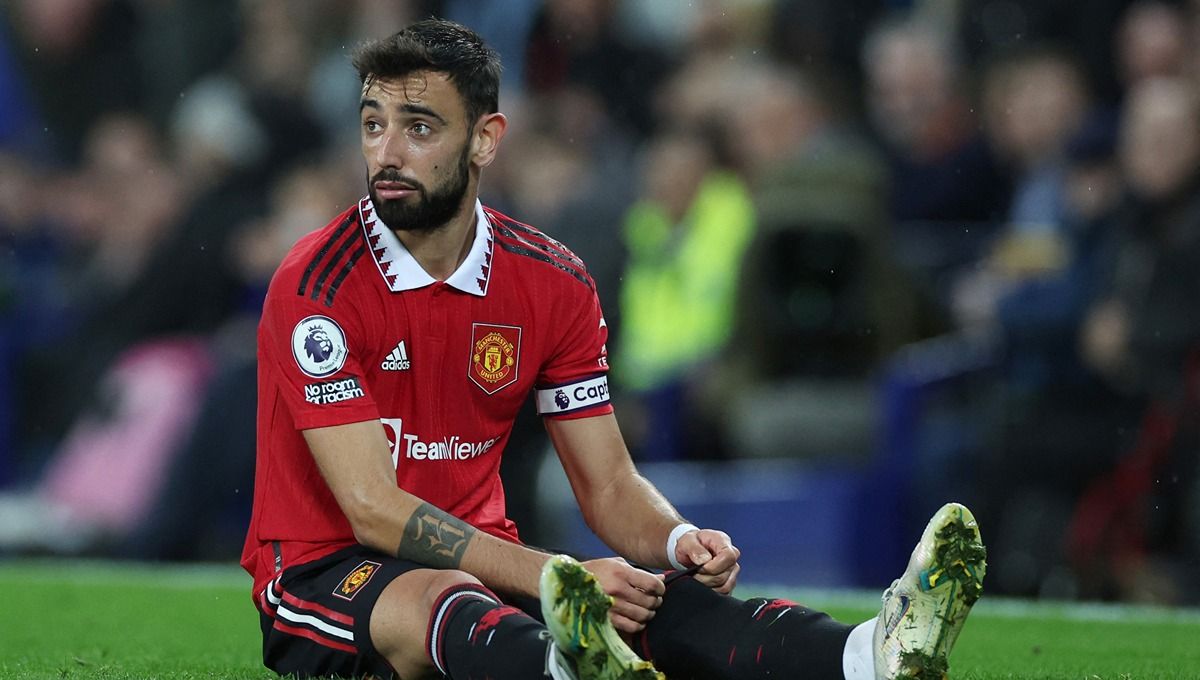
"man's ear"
470,112,508,168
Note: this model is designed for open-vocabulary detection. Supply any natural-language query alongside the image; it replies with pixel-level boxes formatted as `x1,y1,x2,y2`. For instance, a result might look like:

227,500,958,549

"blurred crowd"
2,0,1200,605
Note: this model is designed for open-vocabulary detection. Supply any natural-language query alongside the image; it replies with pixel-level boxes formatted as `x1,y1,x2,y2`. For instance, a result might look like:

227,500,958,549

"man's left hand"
674,529,741,594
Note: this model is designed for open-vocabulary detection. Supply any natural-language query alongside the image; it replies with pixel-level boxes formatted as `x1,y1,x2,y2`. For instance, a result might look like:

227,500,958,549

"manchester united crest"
333,560,380,601
469,323,522,394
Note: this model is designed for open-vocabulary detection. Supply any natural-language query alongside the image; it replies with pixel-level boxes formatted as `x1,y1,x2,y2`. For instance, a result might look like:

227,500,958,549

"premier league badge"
292,315,349,378
469,323,521,394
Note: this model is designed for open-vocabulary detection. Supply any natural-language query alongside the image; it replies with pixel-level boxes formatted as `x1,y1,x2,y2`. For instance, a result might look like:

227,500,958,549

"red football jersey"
241,197,611,600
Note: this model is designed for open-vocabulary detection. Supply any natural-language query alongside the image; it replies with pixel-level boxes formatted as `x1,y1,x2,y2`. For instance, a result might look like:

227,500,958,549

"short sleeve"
535,286,613,420
259,285,380,430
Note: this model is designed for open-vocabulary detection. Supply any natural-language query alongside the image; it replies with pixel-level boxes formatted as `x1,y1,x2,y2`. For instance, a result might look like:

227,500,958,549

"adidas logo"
381,340,411,371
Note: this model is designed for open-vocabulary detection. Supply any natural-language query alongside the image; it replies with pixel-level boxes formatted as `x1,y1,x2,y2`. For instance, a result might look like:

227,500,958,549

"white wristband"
666,523,700,571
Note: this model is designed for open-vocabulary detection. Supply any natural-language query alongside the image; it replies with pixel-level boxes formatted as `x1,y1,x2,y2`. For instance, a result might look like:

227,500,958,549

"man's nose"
375,129,406,169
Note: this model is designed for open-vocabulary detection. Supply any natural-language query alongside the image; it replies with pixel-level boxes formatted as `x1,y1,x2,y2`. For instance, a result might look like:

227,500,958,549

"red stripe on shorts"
259,579,282,616
281,590,355,626
272,619,358,655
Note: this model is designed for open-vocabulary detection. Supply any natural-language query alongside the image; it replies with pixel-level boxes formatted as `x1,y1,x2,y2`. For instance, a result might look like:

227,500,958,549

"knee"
419,569,482,611
370,569,483,676
373,568,482,624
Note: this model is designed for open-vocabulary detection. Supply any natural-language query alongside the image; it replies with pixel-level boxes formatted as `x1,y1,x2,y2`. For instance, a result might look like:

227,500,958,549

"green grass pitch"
1,560,1196,679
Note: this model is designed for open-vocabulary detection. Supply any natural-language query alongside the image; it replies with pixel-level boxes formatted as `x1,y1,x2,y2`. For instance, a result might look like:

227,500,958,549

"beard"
368,145,471,234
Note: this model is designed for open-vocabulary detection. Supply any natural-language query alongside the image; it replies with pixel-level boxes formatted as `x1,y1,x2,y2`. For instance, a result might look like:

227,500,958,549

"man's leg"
372,568,553,678
259,547,555,679
635,576,854,679
261,545,667,679
410,556,668,680
635,502,986,680
259,549,418,678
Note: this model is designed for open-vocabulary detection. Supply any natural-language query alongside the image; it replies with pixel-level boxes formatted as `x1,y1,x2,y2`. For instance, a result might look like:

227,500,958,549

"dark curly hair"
352,18,502,125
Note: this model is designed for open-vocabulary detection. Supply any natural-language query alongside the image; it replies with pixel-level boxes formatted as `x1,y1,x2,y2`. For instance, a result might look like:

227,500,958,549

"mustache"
370,170,425,192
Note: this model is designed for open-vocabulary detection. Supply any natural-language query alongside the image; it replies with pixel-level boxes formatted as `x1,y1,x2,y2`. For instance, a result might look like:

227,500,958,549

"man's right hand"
582,557,666,633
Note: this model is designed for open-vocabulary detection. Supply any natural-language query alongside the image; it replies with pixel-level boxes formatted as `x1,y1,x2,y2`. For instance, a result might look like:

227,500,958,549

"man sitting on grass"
242,18,986,680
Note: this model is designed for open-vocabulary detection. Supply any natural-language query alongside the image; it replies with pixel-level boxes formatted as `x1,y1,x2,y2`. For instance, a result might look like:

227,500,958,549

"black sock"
635,575,853,680
426,583,551,679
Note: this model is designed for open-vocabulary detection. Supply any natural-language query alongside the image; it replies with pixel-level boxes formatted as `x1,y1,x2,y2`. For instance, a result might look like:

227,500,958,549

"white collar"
358,196,493,296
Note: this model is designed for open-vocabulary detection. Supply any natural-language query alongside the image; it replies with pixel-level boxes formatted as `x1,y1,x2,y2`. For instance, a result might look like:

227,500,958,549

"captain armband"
535,375,610,416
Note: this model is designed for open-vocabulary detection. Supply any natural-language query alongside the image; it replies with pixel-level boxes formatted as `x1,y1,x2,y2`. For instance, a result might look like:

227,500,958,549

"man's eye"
412,122,432,136
364,120,381,132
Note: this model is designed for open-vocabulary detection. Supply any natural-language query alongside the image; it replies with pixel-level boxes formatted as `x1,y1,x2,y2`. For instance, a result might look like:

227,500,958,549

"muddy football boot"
874,502,987,680
540,555,664,680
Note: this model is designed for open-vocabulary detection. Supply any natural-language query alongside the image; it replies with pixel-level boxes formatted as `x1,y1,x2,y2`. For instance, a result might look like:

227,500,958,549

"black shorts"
257,544,545,679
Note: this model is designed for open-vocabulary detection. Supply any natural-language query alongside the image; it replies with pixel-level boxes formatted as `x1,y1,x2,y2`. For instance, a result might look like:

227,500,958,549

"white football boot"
874,502,987,679
540,555,665,680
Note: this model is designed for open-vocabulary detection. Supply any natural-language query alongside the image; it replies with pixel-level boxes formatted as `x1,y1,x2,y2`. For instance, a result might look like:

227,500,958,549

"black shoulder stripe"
298,213,359,297
493,218,584,267
311,227,364,304
495,238,594,289
324,243,368,307
493,224,588,277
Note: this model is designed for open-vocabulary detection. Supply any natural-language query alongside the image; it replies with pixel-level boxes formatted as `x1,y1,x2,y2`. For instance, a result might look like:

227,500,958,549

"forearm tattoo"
399,502,477,569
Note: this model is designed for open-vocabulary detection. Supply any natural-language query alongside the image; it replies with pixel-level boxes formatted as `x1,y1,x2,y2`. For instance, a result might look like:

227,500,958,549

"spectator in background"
1074,76,1200,603
862,16,1008,225
17,112,190,455
729,63,912,376
1116,1,1190,90
952,49,1169,602
965,112,1142,600
982,47,1091,234
55,114,184,301
991,114,1127,398
714,62,919,463
1084,78,1200,404
953,47,1092,334
614,128,755,461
